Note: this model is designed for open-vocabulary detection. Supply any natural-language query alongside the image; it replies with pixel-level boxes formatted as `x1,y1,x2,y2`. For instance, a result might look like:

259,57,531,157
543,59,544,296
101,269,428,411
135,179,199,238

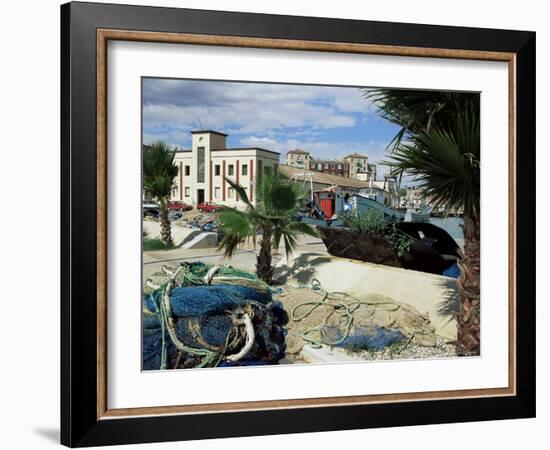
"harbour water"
429,217,464,242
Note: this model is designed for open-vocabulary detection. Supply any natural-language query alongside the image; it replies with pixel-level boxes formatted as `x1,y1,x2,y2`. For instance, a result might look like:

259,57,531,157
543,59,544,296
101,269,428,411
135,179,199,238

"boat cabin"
358,186,387,205
313,187,347,218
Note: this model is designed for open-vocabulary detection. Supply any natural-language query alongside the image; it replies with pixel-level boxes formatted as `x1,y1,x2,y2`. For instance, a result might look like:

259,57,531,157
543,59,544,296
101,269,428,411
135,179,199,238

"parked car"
168,211,183,220
143,208,159,219
167,201,193,211
201,220,217,232
143,201,159,210
196,202,223,213
143,201,159,218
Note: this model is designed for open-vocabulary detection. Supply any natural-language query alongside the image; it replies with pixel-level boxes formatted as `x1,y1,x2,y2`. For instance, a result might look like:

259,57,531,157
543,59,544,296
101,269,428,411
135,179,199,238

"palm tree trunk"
159,203,172,246
456,214,480,356
256,225,273,284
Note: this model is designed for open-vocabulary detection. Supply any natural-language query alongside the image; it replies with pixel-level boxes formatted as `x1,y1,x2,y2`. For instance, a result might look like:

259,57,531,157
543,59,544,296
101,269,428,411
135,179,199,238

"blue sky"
142,78,401,176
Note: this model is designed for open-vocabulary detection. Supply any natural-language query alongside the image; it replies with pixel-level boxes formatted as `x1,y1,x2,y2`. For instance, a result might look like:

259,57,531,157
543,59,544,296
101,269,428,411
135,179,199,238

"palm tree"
217,173,319,284
364,89,479,152
143,141,179,246
365,89,481,356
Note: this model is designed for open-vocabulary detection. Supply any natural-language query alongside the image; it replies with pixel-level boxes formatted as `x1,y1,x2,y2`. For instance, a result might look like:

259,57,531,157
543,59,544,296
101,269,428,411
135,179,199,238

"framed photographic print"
60,1,536,447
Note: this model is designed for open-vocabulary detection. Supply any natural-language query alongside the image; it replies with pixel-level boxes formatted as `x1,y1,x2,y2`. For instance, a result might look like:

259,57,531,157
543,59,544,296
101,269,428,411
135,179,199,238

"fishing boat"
318,221,460,276
405,204,432,222
351,193,405,221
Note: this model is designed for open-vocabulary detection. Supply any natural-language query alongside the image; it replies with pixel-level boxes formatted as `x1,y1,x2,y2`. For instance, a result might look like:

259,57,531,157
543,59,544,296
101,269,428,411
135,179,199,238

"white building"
169,130,280,207
344,152,369,179
285,148,311,168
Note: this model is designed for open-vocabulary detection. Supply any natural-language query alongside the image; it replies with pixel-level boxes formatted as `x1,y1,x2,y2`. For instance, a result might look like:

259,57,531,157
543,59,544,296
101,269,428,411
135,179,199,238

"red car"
167,201,193,211
196,202,222,213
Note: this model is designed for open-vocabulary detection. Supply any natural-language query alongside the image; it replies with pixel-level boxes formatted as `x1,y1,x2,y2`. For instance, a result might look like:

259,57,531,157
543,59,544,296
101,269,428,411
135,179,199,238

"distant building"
368,163,377,180
405,186,426,209
344,152,370,179
308,158,350,177
286,149,375,181
165,130,280,207
285,148,311,169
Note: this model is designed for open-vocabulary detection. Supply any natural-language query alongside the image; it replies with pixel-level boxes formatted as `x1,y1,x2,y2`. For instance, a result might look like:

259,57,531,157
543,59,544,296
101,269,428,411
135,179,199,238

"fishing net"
143,262,288,370
278,280,440,355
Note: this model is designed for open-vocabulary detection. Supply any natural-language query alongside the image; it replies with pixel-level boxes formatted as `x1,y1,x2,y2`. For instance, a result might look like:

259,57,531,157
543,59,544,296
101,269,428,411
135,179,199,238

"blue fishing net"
169,285,262,317
142,281,287,370
327,325,405,351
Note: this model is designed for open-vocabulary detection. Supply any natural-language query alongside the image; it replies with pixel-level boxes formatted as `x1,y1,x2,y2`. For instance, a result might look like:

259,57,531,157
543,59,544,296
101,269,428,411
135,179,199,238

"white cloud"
142,80,376,137
240,136,280,149
240,135,390,168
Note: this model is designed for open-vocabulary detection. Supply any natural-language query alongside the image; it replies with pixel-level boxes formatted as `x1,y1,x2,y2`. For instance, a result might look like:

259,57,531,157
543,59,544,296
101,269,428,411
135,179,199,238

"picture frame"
60,1,536,447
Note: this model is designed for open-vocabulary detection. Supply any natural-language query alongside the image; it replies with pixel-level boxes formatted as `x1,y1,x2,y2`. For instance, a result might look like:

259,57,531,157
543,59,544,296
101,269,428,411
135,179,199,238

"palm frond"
217,233,246,258
143,140,178,199
217,208,255,236
272,220,319,259
285,221,320,239
255,172,306,216
362,89,479,152
386,109,480,218
216,208,255,257
224,176,253,209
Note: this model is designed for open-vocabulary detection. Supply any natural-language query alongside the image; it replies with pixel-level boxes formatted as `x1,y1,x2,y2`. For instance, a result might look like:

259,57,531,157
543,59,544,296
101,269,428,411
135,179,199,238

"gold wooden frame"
96,29,516,420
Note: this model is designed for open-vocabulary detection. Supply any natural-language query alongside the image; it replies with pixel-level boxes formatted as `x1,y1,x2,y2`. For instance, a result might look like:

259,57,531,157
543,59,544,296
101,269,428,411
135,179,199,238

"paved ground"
142,234,327,283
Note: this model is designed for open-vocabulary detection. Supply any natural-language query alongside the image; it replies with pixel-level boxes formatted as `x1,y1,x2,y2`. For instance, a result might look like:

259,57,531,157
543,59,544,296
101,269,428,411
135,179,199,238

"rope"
290,279,401,349
225,314,255,362
146,262,256,369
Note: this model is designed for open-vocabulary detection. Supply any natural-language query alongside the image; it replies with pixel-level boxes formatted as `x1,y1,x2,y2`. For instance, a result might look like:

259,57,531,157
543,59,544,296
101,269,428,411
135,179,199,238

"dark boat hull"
318,223,460,276
319,227,402,268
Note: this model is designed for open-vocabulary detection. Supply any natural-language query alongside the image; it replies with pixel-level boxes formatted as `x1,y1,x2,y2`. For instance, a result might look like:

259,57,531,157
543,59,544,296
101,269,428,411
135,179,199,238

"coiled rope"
290,279,402,349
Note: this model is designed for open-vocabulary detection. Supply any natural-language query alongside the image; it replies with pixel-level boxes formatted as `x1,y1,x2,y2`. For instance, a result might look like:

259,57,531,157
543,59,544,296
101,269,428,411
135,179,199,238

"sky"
142,78,402,176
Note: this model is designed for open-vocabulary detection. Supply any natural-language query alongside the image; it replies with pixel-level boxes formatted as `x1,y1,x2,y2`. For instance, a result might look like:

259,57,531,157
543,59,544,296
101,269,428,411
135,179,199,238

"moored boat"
351,193,405,221
405,205,432,222
318,221,460,276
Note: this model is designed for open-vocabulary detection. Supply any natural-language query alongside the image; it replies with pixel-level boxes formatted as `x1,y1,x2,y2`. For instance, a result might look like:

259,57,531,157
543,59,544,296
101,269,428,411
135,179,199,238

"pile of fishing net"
143,262,288,370
278,279,441,355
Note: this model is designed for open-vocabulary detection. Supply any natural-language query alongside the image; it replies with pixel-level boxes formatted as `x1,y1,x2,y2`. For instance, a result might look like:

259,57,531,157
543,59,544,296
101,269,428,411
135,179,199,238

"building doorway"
197,189,205,205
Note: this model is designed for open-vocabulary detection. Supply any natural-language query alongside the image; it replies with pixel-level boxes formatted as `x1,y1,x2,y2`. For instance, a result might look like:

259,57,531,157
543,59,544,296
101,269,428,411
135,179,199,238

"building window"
214,187,221,199
324,163,328,169
228,164,234,176
184,165,190,176
338,164,342,170
317,163,322,170
184,187,190,197
214,165,220,176
197,147,205,182
241,164,248,176
228,187,235,199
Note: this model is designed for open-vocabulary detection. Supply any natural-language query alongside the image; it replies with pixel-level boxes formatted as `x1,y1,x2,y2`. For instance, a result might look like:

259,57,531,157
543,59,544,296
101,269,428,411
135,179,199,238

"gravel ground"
343,335,457,361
